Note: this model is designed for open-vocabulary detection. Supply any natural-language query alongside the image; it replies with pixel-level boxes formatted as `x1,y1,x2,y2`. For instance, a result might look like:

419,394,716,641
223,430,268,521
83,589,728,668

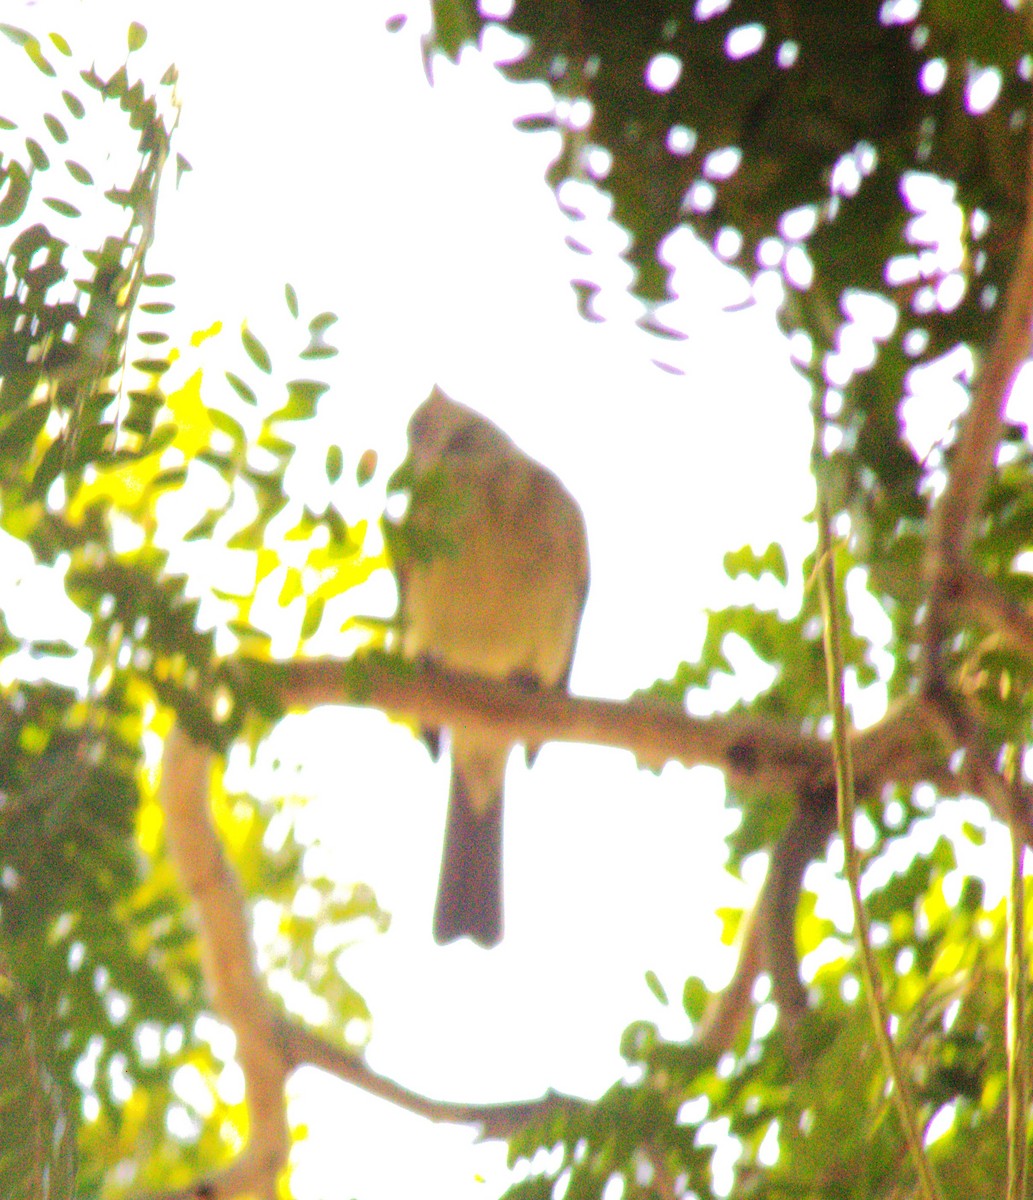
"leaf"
276,379,329,422
225,371,258,406
0,24,55,75
299,340,338,360
142,273,175,287
571,280,604,322
0,163,29,227
427,0,479,62
0,115,16,130
64,160,93,186
140,302,175,315
24,138,50,170
132,358,171,375
723,543,789,585
0,23,31,45
285,283,299,318
241,323,272,373
0,402,50,458
209,409,245,446
48,32,72,56
356,448,377,485
28,639,76,658
61,90,84,119
29,435,66,499
148,465,188,494
183,509,223,542
326,445,344,484
127,21,147,52
300,595,325,640
300,313,340,360
308,312,338,335
644,970,669,1006
43,113,68,144
514,114,557,133
42,197,80,218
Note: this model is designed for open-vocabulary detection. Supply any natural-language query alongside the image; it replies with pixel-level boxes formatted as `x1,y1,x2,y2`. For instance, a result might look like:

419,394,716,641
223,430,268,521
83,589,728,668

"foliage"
1,1,1033,1198
0,20,385,1195
417,2,1033,1199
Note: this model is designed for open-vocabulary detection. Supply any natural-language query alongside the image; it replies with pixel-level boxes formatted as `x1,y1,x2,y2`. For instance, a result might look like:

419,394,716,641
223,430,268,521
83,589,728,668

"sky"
2,2,1018,1198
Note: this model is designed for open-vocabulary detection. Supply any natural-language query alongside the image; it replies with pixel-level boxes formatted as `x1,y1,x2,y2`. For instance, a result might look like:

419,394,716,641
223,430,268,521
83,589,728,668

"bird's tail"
433,743,507,947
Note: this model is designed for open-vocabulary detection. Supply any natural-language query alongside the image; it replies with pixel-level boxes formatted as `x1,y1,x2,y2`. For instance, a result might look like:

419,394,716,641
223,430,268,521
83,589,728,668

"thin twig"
1005,745,1028,1200
816,499,943,1200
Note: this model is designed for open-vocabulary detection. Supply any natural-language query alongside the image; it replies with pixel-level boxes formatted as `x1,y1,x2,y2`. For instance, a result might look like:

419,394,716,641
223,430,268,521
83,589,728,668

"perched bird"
394,388,589,947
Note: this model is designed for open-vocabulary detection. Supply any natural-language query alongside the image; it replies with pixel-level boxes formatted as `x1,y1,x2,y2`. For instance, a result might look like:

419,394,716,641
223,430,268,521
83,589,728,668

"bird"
393,387,589,947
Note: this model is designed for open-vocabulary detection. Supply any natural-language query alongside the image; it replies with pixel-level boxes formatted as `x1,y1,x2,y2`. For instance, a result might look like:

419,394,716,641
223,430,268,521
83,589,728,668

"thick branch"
922,106,1033,691
152,728,292,1200
277,656,946,800
928,124,1033,559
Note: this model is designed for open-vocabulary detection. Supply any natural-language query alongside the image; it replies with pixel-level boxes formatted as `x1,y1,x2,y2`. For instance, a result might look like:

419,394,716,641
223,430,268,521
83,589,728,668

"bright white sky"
3,2,1019,1198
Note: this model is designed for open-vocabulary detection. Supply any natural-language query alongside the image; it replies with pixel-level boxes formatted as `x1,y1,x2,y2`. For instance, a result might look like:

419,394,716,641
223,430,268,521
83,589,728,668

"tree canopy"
2,2,1033,1198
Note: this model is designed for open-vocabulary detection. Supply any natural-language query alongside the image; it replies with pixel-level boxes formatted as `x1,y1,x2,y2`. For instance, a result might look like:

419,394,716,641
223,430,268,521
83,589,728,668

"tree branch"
275,656,949,801
280,1020,585,1138
927,121,1033,561
149,727,292,1200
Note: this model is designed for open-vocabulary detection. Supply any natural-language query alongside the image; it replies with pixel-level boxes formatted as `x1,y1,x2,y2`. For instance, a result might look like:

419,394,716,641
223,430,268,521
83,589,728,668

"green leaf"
0,115,16,130
241,324,272,373
43,113,68,144
225,371,258,406
308,312,338,335
326,445,343,484
0,402,50,458
644,970,669,1006
132,358,171,375
61,90,85,119
140,422,177,457
64,160,93,186
28,639,76,657
209,410,245,445
127,21,147,52
723,543,789,585
0,23,31,45
148,465,188,494
48,32,72,56
140,302,175,315
184,510,223,542
24,138,49,170
961,821,986,846
277,379,329,422
356,448,377,486
142,273,175,287
29,435,66,499
682,975,709,1022
42,197,81,218
300,595,325,640
285,283,299,318
428,0,479,62
27,41,55,77
299,341,338,360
